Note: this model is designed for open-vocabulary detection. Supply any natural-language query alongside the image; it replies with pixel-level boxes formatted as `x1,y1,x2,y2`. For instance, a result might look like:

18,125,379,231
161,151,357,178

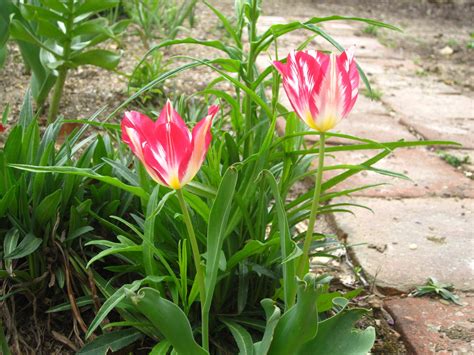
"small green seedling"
361,88,383,101
362,25,379,36
438,151,471,168
411,277,462,305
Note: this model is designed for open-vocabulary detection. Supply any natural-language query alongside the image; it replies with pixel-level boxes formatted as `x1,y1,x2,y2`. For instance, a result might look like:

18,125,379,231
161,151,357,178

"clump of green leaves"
416,69,429,77
467,32,474,49
411,277,462,305
362,87,383,101
438,151,471,168
0,91,141,350
362,25,379,36
123,0,197,48
5,0,129,122
128,50,168,104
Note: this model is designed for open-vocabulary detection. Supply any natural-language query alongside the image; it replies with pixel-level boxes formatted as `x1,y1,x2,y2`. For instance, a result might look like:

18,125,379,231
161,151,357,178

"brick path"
257,16,474,353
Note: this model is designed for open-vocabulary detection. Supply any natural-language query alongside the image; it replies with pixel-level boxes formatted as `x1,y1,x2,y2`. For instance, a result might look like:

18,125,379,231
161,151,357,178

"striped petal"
121,111,155,161
181,105,219,185
143,109,193,189
121,111,167,185
156,99,190,135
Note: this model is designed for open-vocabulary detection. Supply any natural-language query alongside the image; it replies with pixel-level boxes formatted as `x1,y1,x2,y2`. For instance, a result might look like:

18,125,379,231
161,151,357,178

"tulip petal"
143,119,192,189
121,111,155,160
181,105,219,185
121,111,167,185
337,47,359,117
156,99,190,136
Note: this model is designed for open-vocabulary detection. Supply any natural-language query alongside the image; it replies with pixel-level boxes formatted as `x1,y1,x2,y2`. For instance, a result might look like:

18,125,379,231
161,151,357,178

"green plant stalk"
47,67,68,123
176,189,208,351
48,0,74,123
244,0,258,155
297,133,326,278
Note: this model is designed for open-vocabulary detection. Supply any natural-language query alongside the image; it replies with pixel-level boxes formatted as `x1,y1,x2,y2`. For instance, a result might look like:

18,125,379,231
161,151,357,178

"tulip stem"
176,189,208,351
297,133,326,278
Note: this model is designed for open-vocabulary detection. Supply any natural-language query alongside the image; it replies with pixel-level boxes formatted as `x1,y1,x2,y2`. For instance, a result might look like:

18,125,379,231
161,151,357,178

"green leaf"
298,307,375,354
203,0,241,47
150,340,171,355
18,87,33,128
78,328,143,355
130,287,208,355
86,277,164,337
36,19,66,41
3,229,19,259
0,186,16,217
268,274,320,355
4,233,42,260
72,18,110,37
204,167,238,314
254,299,281,355
9,19,57,55
264,170,297,310
222,319,255,355
47,296,94,313
0,47,6,69
227,238,279,270
9,164,148,200
74,0,119,16
36,189,61,226
142,188,176,288
70,49,120,70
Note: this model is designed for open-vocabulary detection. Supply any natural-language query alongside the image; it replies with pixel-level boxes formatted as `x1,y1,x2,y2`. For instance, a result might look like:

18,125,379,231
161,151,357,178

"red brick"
385,296,474,354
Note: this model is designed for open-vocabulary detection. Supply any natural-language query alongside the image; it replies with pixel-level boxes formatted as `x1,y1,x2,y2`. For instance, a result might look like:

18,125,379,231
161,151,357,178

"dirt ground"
1,0,472,124
1,0,472,353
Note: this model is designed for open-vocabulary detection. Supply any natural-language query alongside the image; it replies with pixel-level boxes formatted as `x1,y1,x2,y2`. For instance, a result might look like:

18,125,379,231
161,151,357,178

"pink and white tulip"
273,48,359,132
121,100,219,189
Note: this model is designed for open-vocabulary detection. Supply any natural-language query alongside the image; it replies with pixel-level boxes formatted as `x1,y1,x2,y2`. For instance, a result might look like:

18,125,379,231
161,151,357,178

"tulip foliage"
1,0,460,354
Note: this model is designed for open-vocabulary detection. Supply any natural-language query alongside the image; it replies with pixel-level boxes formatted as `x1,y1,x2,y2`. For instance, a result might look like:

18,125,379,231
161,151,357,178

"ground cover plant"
0,0,460,353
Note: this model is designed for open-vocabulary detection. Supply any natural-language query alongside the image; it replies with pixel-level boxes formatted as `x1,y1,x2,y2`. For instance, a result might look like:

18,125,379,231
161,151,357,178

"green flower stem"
176,189,208,351
297,132,326,278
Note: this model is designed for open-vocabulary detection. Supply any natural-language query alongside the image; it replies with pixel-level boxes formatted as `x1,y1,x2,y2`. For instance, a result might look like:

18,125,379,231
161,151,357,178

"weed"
438,151,471,168
446,38,459,48
467,32,474,49
128,50,168,104
361,87,383,101
415,69,429,77
411,277,462,305
362,25,379,36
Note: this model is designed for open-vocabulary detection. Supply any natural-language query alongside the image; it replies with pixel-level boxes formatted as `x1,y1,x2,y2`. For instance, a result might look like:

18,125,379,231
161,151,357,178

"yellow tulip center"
169,175,182,189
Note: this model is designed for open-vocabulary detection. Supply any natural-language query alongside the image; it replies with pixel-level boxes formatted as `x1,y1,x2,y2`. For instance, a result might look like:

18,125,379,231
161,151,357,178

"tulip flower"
273,48,359,132
274,48,360,279
121,100,219,189
0,124,4,133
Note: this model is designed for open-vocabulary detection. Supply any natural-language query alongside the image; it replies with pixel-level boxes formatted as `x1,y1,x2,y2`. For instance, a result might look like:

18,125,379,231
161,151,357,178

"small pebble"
439,46,454,55
409,243,418,250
